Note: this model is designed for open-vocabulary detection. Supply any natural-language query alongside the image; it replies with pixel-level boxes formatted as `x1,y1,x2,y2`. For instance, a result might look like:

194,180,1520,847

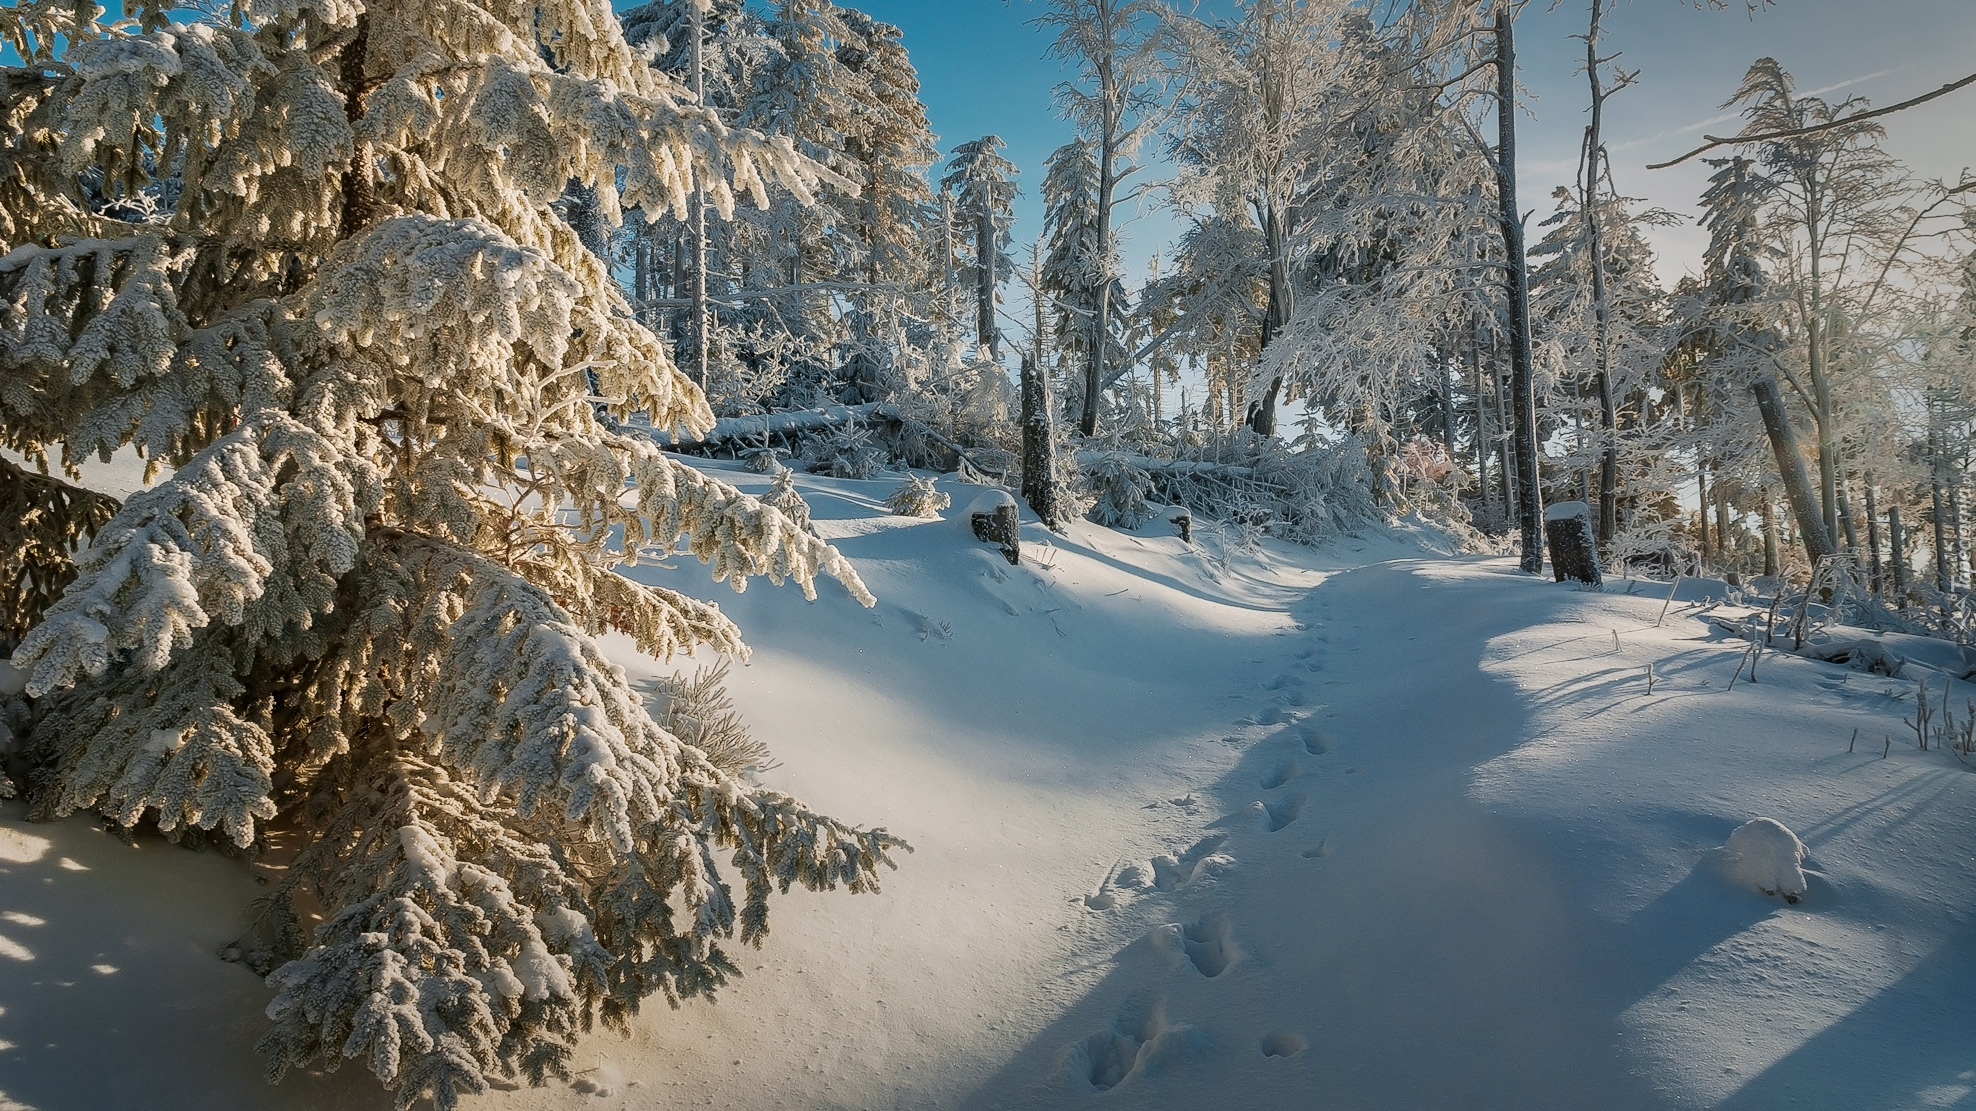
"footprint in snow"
1260,761,1302,789
1068,992,1172,1092
1261,1031,1308,1057
1255,706,1294,726
1177,913,1239,978
1301,840,1333,859
1262,794,1305,832
1150,834,1229,892
1297,726,1332,755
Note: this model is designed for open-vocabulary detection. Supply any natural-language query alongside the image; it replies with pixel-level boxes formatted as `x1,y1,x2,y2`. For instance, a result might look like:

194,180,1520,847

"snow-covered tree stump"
968,490,1021,565
1163,506,1192,543
1544,501,1603,586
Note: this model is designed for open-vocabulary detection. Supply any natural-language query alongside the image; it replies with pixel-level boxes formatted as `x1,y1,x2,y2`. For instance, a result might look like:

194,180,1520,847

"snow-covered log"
638,403,897,450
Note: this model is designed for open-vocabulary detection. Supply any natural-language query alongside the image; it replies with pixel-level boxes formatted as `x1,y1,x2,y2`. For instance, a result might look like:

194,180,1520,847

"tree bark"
1497,4,1544,574
1020,353,1063,529
1581,0,1619,560
1697,464,1711,560
1751,376,1836,563
1863,476,1883,593
1761,492,1779,577
1889,502,1908,599
976,207,998,361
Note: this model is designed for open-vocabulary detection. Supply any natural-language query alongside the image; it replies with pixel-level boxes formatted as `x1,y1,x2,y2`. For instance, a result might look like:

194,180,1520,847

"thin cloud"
1614,63,1914,155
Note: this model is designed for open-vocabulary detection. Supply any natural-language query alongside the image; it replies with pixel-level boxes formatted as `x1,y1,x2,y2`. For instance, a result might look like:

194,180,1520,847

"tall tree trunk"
686,2,710,387
1932,419,1952,591
976,207,998,361
1020,353,1062,528
1864,476,1884,593
1246,199,1294,437
1497,4,1544,573
1715,479,1732,566
1889,502,1908,599
1697,464,1711,560
1582,0,1619,559
1761,493,1779,577
1752,376,1836,563
1471,337,1491,520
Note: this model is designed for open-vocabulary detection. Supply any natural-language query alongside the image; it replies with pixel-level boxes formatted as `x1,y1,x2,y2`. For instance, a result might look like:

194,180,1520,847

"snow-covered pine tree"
941,136,1019,363
0,0,903,1105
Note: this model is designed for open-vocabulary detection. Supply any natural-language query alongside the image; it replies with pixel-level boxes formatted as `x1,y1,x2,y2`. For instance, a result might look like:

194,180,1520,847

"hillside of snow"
4,464,1975,1110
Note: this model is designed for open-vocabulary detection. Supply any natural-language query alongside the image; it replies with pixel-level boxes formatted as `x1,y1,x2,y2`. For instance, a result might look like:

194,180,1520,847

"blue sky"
849,0,1976,300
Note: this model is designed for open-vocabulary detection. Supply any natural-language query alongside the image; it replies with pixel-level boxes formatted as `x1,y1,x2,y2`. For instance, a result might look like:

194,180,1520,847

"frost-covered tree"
941,136,1019,363
1038,0,1171,436
0,0,903,1106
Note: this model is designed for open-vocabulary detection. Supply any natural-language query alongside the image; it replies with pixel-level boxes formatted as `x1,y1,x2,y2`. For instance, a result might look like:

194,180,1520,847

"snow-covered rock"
1720,817,1808,903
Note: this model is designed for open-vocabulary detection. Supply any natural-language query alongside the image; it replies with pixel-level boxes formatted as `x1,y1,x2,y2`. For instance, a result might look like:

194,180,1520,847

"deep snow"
3,463,1975,1111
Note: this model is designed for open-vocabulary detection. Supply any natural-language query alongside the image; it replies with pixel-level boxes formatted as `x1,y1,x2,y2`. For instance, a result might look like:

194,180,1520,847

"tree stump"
1163,506,1192,543
968,490,1021,565
1544,501,1602,586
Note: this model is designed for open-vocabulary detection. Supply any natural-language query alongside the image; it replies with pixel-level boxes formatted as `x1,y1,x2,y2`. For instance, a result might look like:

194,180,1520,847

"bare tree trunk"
1471,338,1491,520
1246,200,1294,437
1697,464,1711,561
1753,376,1836,563
1020,353,1062,529
976,207,998,361
1761,492,1779,577
1582,0,1619,559
1864,476,1884,592
1932,419,1952,591
687,2,710,388
1715,479,1732,566
1837,480,1859,556
1497,4,1544,573
1889,502,1908,599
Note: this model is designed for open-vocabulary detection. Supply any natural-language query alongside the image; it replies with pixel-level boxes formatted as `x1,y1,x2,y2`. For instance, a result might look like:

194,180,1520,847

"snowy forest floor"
4,463,1976,1110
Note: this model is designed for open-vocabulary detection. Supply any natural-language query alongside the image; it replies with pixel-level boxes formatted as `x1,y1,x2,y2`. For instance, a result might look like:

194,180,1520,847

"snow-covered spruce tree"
0,0,904,1106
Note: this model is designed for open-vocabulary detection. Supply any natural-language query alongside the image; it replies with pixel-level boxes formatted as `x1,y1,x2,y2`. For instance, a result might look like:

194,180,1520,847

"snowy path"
5,470,1976,1110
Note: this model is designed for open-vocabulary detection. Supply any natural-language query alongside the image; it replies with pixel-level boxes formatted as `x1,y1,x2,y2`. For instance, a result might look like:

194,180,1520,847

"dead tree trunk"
1889,502,1908,599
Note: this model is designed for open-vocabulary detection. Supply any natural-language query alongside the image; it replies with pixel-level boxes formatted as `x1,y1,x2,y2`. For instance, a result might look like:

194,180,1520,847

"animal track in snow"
1264,673,1305,691
1255,706,1292,726
1260,761,1302,789
1180,913,1239,977
1297,726,1331,755
1260,1031,1307,1057
1262,794,1305,832
1151,834,1229,892
1068,993,1170,1092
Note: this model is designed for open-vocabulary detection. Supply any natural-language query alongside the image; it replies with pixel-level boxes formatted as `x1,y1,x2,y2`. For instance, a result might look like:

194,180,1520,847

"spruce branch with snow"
884,473,950,518
0,0,901,1105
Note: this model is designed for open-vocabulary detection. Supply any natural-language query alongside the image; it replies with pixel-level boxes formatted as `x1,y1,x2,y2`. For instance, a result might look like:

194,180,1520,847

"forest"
0,0,1972,1108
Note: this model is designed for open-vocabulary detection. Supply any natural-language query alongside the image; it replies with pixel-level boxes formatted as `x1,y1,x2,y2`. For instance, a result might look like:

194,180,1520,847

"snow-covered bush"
1719,817,1807,903
1083,452,1156,529
763,467,817,534
798,414,888,479
0,1,903,1107
885,475,951,518
645,660,770,776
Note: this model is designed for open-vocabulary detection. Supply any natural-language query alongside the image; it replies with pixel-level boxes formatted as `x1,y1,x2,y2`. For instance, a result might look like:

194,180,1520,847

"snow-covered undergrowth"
3,465,1973,1111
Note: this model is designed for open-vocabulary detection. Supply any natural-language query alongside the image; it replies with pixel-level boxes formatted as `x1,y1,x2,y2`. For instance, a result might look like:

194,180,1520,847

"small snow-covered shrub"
1084,452,1154,529
885,475,950,518
646,660,770,775
799,415,886,479
763,467,815,534
1720,817,1807,903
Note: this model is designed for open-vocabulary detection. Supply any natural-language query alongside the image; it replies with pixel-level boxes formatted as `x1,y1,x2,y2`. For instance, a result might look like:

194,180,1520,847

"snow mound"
964,488,1016,517
1719,817,1808,903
